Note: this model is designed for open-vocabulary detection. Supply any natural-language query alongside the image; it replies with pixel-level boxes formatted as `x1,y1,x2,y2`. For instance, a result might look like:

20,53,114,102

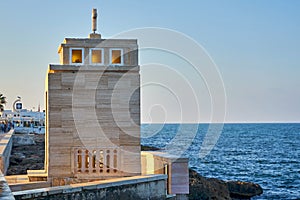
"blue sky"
0,0,299,122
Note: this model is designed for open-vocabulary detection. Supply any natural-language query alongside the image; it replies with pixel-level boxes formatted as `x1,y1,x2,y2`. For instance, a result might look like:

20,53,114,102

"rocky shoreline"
7,134,263,199
7,134,44,175
189,168,262,199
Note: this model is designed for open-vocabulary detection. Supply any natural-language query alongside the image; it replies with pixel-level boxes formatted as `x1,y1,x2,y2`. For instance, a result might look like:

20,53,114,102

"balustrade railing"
74,147,120,176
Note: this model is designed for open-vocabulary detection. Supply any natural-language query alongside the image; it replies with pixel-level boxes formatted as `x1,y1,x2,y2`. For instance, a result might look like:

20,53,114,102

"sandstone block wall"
46,66,140,181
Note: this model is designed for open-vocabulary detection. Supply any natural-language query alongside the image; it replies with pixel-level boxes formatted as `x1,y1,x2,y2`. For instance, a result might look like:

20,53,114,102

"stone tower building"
45,9,140,185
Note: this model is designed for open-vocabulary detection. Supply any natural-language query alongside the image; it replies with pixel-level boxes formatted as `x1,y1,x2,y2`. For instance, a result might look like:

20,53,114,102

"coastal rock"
189,169,263,200
13,135,36,146
227,181,263,199
7,134,44,175
189,169,231,200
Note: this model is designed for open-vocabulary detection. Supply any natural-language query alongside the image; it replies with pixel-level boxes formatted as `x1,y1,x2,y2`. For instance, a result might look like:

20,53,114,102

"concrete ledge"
9,181,51,192
26,170,47,175
0,130,14,174
143,151,189,163
49,64,140,72
5,175,29,184
27,170,48,182
13,174,167,200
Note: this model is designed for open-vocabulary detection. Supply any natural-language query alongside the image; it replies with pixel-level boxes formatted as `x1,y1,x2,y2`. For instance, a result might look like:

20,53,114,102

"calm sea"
141,123,300,199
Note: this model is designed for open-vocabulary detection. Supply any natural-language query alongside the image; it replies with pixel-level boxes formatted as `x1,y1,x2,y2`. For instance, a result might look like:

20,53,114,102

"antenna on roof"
92,8,98,34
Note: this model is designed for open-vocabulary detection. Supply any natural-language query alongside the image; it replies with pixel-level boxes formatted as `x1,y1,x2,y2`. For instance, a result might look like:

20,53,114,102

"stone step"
5,175,29,184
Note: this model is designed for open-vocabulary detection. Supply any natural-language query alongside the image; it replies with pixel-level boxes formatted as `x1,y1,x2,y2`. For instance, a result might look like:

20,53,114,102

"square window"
91,49,103,64
111,49,123,65
71,49,83,63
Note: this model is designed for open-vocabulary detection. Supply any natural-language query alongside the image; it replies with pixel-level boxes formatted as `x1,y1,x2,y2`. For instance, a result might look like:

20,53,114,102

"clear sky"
0,0,299,123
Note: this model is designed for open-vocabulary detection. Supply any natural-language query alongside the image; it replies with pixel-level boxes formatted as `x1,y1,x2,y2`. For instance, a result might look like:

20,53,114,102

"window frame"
109,48,124,66
89,48,104,65
70,48,84,65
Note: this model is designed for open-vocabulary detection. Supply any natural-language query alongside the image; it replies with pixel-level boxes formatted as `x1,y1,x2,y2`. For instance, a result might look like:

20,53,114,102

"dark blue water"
141,123,300,199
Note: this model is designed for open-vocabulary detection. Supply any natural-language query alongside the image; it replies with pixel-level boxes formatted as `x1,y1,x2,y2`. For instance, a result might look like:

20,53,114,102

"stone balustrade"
74,147,120,177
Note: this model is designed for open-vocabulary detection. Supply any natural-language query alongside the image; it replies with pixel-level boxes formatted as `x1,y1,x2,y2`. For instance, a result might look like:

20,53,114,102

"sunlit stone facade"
45,33,141,185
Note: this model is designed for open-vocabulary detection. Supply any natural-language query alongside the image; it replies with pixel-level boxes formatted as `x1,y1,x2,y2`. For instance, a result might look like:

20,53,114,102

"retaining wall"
0,130,14,174
13,174,167,200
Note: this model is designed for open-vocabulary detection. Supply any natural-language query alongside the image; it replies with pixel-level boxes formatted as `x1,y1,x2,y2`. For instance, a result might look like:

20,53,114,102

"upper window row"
70,48,124,65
